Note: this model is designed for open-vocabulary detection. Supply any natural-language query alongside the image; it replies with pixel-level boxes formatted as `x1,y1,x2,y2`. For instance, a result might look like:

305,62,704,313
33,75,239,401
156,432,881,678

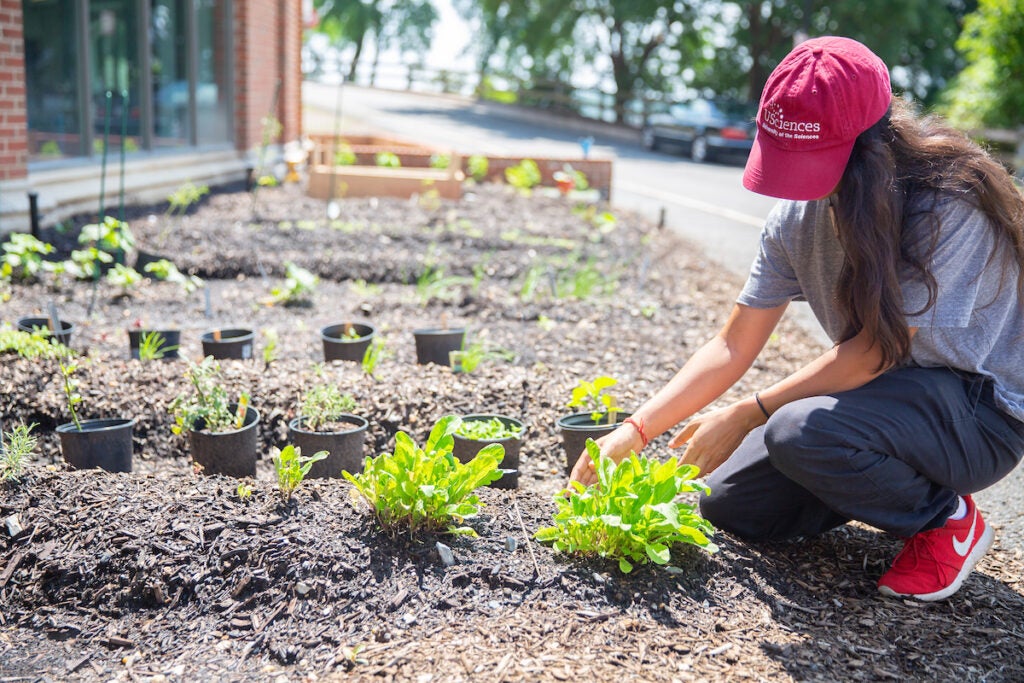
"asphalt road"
303,82,1024,553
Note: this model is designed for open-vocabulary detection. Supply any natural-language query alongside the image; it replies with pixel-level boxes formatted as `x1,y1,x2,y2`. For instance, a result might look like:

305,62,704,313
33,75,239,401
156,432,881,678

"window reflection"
23,0,83,160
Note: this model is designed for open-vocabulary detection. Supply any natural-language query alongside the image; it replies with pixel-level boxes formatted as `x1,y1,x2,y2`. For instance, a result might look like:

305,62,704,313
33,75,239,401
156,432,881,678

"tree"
313,0,437,82
940,0,1024,129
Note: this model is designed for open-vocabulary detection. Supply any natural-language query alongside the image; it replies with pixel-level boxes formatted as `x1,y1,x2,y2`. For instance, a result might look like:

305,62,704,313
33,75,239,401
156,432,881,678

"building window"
21,0,232,164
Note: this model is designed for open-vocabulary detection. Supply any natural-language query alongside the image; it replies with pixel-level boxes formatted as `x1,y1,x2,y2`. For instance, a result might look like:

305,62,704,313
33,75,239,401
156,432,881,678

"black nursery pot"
451,414,523,490
127,329,181,360
201,328,255,360
321,322,375,363
556,411,630,476
413,327,466,366
17,316,74,346
56,418,135,473
188,405,260,478
134,249,171,273
287,414,369,478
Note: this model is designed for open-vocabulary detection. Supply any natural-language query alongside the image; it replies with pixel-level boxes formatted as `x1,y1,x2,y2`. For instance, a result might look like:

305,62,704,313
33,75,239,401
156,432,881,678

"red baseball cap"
742,36,892,201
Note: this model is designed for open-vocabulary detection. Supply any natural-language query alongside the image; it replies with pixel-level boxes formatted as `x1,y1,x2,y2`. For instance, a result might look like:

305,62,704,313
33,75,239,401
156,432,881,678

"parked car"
641,98,757,163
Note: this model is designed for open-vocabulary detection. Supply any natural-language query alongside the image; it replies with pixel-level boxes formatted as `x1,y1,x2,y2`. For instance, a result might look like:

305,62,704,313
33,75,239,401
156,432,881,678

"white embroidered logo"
760,101,822,141
952,508,978,557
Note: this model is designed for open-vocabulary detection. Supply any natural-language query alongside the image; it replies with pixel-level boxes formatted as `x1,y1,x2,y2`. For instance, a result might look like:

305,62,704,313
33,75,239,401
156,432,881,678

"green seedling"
343,415,503,536
450,339,514,374
375,151,401,168
66,246,114,280
262,329,280,369
361,337,388,379
466,154,489,182
137,331,178,362
429,153,450,170
59,361,84,431
568,375,620,424
299,385,358,432
143,259,204,295
0,326,73,360
415,266,472,305
334,143,357,166
170,357,250,435
105,263,143,294
272,444,327,503
1,422,38,482
504,159,541,192
79,215,135,254
236,481,254,500
2,234,55,281
268,262,319,306
455,417,521,441
535,440,718,573
167,181,209,217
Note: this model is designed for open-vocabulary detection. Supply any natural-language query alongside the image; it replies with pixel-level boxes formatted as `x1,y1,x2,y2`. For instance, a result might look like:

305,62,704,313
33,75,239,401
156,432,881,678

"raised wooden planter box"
468,156,614,200
307,164,464,201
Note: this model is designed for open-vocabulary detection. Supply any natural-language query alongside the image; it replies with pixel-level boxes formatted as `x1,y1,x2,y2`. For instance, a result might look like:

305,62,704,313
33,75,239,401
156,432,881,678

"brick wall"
234,0,303,154
0,0,28,182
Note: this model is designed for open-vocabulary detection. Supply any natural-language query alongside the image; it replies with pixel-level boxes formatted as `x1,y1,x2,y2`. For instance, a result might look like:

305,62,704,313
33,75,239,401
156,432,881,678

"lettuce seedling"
272,444,327,503
343,416,503,536
455,417,521,441
568,375,621,424
535,440,718,573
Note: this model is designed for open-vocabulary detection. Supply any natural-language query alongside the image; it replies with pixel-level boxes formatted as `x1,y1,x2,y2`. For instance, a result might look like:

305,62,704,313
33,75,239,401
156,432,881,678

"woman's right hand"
567,422,644,488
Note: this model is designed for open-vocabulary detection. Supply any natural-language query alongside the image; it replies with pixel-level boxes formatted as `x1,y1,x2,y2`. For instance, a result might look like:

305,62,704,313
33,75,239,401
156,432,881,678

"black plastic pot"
556,411,630,475
17,316,74,346
56,418,135,473
127,329,181,360
321,322,375,363
188,405,260,478
134,249,172,274
288,413,369,478
201,328,255,360
451,414,523,489
413,327,466,366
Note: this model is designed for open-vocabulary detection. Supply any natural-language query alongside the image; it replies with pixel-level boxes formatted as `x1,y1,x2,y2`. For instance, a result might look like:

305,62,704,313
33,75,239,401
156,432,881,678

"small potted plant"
451,414,524,489
556,376,630,475
55,360,135,473
321,321,376,362
127,321,181,360
287,383,368,478
17,316,74,347
170,357,260,477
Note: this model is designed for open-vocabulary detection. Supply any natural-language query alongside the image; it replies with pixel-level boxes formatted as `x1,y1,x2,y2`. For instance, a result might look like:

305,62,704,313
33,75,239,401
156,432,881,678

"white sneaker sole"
878,522,995,602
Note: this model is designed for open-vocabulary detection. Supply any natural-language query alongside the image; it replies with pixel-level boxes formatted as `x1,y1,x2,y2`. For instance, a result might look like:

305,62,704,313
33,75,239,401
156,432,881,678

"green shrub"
504,159,541,191
535,440,718,573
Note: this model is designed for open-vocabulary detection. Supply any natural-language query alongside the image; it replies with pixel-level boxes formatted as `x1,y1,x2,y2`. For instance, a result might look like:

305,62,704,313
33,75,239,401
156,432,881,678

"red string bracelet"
623,416,649,449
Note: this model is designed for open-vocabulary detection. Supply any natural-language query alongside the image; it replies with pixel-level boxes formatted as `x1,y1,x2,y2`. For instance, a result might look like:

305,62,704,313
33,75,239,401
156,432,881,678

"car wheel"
690,135,709,163
641,128,659,151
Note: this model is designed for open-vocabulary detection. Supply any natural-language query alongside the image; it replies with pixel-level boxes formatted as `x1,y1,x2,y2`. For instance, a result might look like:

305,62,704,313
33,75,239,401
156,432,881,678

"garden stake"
203,285,212,318
46,302,62,336
513,497,541,577
326,78,344,220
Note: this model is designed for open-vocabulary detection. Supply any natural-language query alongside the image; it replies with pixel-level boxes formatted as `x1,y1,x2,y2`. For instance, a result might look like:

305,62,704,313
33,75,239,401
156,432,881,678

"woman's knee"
764,398,836,479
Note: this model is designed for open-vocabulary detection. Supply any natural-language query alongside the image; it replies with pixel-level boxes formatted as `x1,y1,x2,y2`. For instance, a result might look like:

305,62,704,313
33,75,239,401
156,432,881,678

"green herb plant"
299,384,358,431
0,325,73,360
170,357,250,435
375,151,401,168
343,416,503,536
268,262,319,306
272,444,328,503
156,181,209,247
105,263,143,295
79,216,135,264
415,266,472,305
144,259,205,295
466,154,489,182
455,417,522,441
2,234,55,282
568,375,620,424
59,361,84,431
450,338,514,373
504,159,541,193
429,153,450,169
1,422,38,482
334,143,357,166
361,337,388,379
535,440,718,573
138,331,178,362
66,246,114,280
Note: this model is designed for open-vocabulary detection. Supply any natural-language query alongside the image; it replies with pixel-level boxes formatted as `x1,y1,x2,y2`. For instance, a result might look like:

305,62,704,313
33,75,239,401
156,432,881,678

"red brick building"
0,0,303,233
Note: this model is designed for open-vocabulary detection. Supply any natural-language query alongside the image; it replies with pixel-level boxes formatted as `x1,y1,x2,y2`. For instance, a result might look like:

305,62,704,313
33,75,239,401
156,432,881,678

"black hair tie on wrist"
754,392,771,420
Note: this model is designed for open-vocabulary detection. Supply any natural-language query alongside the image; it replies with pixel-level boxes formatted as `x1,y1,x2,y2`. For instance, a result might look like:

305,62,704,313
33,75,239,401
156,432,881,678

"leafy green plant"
137,331,178,362
79,215,135,255
361,337,388,378
143,259,204,295
449,338,514,373
272,444,328,503
59,361,84,431
568,376,620,424
455,417,522,441
504,159,541,192
299,384,358,431
343,416,503,535
2,234,55,281
334,143,357,166
1,422,38,482
375,151,401,168
429,153,450,169
262,328,280,369
415,266,472,304
236,481,254,500
105,263,143,293
268,262,319,306
170,357,250,435
466,154,489,182
0,325,72,360
167,181,209,217
66,246,114,280
535,440,718,573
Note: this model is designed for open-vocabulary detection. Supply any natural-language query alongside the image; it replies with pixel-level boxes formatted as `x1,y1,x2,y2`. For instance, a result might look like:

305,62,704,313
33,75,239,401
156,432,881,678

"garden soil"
2,183,1022,682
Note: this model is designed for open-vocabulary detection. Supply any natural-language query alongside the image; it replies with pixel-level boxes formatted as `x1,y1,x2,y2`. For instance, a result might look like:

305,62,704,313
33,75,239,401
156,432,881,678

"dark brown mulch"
2,183,1023,682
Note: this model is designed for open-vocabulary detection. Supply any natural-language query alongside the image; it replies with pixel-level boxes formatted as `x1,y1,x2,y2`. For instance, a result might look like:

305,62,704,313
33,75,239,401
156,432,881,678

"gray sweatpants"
700,367,1024,539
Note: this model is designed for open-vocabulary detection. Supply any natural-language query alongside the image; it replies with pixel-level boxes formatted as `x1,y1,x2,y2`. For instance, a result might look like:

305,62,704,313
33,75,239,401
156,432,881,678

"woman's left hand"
668,401,764,475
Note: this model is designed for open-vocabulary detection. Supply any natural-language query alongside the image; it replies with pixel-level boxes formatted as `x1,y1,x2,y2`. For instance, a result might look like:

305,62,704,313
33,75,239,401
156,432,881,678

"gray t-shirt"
738,197,1024,423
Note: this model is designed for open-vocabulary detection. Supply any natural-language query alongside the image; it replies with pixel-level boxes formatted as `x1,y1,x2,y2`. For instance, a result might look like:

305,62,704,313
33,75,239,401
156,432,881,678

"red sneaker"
877,495,993,601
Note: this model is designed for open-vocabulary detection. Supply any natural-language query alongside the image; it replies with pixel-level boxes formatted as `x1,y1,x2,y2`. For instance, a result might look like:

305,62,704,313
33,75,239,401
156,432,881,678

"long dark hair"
832,97,1024,370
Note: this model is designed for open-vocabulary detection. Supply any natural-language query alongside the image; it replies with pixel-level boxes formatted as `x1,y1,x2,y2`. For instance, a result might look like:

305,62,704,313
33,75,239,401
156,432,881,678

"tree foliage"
940,0,1024,129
